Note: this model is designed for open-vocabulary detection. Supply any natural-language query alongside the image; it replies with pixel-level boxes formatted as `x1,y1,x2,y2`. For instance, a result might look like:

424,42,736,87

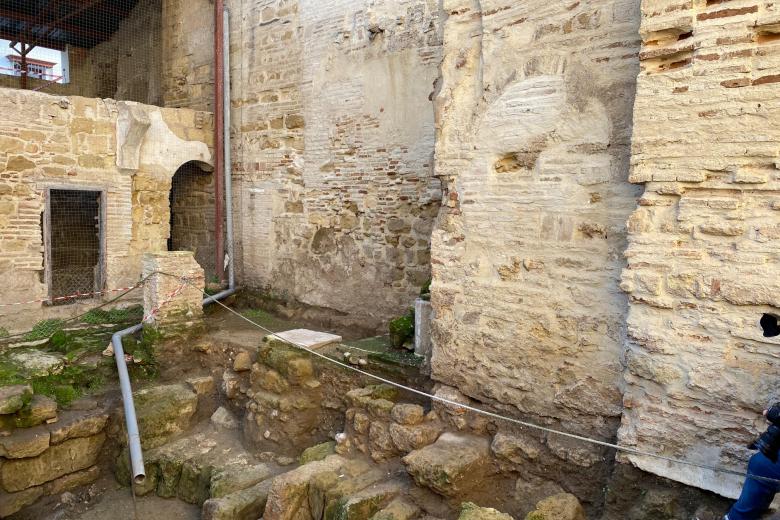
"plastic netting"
0,0,163,104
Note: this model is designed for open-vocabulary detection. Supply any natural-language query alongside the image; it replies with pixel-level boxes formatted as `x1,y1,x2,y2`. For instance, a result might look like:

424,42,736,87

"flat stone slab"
271,330,342,350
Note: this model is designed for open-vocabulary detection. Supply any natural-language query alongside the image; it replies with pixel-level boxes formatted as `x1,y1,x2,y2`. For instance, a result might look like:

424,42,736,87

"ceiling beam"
0,9,109,42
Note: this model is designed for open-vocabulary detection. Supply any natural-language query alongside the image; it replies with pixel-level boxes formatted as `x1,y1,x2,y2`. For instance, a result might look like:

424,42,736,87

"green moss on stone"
388,312,414,348
299,441,336,465
24,319,66,341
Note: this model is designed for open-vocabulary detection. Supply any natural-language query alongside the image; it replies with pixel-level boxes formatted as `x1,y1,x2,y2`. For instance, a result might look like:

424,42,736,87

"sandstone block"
15,394,57,428
0,486,43,517
251,364,290,394
0,426,50,458
263,455,346,520
0,385,32,415
202,479,273,520
389,422,441,453
391,404,425,426
459,502,514,520
370,498,420,520
47,410,108,444
299,441,336,465
524,493,585,520
233,351,253,372
0,432,105,492
210,462,274,498
134,383,197,448
491,432,541,463
402,433,490,496
43,464,100,495
187,375,216,395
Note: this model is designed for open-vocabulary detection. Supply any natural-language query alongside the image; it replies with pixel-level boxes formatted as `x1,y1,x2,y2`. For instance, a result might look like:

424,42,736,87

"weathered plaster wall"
430,0,641,443
618,0,780,499
0,0,163,105
162,0,216,111
0,88,212,330
225,0,442,330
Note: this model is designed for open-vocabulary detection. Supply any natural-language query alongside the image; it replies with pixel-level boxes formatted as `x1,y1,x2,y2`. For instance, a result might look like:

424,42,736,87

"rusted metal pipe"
214,0,226,283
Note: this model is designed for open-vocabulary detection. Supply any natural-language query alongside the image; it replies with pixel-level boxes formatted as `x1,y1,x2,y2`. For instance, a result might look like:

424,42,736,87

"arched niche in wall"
168,160,216,279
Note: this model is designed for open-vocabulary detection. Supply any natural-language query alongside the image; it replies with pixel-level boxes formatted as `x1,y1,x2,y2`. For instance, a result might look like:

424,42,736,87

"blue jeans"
728,452,780,520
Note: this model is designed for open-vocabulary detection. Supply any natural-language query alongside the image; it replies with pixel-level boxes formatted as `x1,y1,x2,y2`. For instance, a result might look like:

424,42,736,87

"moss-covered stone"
388,312,414,348
0,384,32,414
133,384,197,448
299,441,336,465
210,463,274,499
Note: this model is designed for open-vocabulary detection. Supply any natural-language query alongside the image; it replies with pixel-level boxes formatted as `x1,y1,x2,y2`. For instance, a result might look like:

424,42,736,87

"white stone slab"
273,329,342,350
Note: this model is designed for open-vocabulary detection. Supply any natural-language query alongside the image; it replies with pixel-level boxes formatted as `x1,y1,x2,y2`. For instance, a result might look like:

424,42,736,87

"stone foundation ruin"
0,0,779,519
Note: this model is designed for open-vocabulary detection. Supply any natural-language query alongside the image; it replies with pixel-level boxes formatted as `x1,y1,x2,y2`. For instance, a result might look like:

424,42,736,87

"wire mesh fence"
0,0,163,104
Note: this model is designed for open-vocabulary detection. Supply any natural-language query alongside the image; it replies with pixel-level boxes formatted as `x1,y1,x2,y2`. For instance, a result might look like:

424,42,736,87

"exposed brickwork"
618,0,780,498
229,0,442,329
0,88,213,330
430,0,641,436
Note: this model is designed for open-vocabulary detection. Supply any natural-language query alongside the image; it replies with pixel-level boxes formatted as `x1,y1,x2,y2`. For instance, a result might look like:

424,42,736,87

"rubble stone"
134,383,198,448
47,410,108,444
458,502,514,520
402,433,490,496
0,385,32,415
524,493,585,520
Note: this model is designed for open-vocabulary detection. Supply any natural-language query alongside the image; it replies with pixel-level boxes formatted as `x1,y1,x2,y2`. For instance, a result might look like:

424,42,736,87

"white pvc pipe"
114,6,237,487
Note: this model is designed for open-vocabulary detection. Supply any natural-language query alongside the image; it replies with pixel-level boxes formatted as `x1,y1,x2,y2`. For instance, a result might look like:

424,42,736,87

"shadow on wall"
169,160,216,279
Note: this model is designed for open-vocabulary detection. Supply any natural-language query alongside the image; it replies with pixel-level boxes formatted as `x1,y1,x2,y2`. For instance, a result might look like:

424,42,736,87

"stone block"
524,493,585,520
0,486,43,517
15,394,57,428
0,385,32,415
369,498,420,520
210,462,274,499
47,410,108,444
391,404,425,426
299,441,336,465
389,422,441,453
202,480,273,520
263,455,346,520
0,432,105,492
402,433,491,496
459,502,514,520
0,426,50,459
134,384,198,448
211,406,239,430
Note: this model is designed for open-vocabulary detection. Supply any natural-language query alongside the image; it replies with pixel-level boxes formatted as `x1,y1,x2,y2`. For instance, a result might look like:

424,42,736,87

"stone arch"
168,160,216,278
433,65,639,430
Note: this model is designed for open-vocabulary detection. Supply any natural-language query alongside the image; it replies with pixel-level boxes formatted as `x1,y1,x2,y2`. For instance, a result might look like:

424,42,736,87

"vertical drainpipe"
214,0,226,283
223,6,234,290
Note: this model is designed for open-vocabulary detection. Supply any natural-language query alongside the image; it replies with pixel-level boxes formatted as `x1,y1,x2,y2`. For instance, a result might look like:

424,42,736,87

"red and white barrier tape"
141,281,189,323
0,284,141,309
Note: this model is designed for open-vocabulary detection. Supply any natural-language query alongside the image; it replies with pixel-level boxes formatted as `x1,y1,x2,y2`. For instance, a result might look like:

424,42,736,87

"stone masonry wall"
618,0,780,498
0,88,212,331
430,0,641,443
229,0,442,330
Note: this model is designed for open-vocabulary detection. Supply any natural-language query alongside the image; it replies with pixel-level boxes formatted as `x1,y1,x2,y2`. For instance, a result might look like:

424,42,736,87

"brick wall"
430,0,641,442
618,0,780,498
227,0,442,330
0,88,212,331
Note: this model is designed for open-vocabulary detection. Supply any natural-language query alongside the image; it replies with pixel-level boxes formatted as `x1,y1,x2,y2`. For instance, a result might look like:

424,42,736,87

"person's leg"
728,453,780,520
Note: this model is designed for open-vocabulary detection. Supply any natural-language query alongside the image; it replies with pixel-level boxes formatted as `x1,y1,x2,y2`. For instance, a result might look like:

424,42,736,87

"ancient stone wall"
229,0,442,330
0,88,212,331
162,0,216,110
430,0,641,440
0,0,163,105
618,0,780,498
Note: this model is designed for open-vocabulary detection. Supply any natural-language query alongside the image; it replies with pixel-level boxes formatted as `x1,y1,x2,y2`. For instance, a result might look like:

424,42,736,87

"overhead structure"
0,0,140,88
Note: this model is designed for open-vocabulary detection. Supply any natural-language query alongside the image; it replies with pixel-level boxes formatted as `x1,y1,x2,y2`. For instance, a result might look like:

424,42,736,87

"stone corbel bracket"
116,102,151,171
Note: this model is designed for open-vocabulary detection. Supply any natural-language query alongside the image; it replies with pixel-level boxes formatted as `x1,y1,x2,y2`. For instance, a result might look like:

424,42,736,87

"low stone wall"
0,385,109,516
